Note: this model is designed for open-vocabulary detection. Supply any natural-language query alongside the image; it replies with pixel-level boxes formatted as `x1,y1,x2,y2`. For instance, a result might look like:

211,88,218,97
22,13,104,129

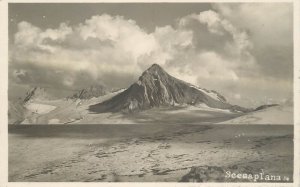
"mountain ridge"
68,85,108,100
89,64,250,113
23,87,54,103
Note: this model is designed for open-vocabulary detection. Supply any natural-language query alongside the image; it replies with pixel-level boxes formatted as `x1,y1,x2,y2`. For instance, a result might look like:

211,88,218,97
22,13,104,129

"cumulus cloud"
11,15,157,89
78,14,158,60
15,21,72,52
9,4,293,107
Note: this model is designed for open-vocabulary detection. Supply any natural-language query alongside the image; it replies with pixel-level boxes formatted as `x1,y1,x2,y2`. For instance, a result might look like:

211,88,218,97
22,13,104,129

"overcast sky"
8,3,293,107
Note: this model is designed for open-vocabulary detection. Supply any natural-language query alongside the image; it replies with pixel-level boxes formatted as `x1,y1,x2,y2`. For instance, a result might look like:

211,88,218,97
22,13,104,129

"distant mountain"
69,85,107,100
8,85,110,124
23,87,54,103
89,64,250,113
8,87,54,124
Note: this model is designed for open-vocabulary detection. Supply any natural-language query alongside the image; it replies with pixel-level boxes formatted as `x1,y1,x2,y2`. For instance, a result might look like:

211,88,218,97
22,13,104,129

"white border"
0,0,299,187
293,0,300,186
0,0,9,185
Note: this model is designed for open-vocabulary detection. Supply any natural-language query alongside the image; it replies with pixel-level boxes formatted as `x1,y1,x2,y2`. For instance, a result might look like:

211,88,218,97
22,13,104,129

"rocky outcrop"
180,165,263,182
255,104,279,111
69,85,107,100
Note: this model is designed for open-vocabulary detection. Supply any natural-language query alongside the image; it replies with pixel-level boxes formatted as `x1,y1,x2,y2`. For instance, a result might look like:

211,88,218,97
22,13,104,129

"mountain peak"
140,63,166,80
89,63,249,113
149,63,162,69
147,63,164,72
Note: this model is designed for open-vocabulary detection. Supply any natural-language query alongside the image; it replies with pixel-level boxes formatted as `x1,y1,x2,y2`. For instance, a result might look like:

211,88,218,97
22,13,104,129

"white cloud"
182,10,224,35
43,23,72,41
15,21,41,47
11,14,193,90
15,21,72,53
78,14,157,60
136,25,194,69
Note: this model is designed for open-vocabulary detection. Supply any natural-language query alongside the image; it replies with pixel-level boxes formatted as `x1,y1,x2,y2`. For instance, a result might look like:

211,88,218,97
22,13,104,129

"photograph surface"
8,3,294,183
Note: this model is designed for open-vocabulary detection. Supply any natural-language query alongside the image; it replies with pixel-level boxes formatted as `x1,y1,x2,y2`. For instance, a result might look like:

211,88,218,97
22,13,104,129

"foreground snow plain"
9,124,293,182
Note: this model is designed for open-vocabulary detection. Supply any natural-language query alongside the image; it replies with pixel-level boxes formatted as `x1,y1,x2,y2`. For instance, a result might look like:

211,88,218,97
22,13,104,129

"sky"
8,3,293,107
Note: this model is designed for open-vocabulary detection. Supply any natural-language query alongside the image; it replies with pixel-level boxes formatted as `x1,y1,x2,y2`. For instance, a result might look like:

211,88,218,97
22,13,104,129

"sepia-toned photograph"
5,2,297,184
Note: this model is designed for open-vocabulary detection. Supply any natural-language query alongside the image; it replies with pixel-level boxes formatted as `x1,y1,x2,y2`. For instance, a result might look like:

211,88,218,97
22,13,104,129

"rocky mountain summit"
89,64,250,113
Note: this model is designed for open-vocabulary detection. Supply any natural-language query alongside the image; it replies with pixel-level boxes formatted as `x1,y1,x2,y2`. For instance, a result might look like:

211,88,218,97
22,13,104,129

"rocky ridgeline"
23,87,53,103
69,85,107,100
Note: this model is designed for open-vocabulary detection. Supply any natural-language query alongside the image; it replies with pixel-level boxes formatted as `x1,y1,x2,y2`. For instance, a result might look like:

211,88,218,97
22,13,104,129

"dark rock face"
255,104,279,111
180,166,226,182
70,85,107,100
89,64,249,113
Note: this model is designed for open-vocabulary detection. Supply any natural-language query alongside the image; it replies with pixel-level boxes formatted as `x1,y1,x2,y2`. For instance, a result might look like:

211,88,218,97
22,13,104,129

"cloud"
10,14,196,90
11,15,158,90
179,10,253,59
136,25,194,70
213,3,292,47
213,3,293,79
78,14,158,60
9,5,293,107
180,10,225,35
15,21,72,53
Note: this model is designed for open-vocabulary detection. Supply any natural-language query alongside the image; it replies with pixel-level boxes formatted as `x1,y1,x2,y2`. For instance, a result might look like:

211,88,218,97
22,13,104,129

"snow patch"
195,103,232,113
190,85,221,101
165,104,232,114
48,118,61,124
25,103,56,114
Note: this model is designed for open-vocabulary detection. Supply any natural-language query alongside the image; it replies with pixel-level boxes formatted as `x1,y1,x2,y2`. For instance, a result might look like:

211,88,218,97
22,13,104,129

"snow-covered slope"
189,85,226,102
25,103,56,114
219,105,293,125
